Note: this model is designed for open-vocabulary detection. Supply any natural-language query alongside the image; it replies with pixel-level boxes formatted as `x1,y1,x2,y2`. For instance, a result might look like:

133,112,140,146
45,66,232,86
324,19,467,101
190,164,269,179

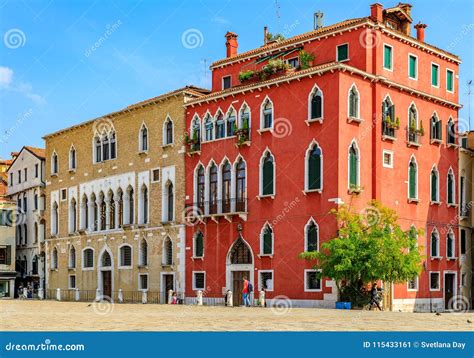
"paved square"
1,301,472,331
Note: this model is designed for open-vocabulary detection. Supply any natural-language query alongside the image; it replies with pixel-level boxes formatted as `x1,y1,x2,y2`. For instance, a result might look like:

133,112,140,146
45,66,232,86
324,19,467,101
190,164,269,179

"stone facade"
0,197,16,298
43,87,207,301
6,147,46,294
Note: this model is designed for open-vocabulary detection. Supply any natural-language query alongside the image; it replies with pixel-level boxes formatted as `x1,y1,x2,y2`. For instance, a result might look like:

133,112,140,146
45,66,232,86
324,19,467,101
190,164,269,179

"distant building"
7,147,46,295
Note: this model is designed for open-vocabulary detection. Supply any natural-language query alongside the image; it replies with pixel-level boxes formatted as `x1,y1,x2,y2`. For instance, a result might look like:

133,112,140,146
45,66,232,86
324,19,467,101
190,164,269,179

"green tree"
300,200,423,307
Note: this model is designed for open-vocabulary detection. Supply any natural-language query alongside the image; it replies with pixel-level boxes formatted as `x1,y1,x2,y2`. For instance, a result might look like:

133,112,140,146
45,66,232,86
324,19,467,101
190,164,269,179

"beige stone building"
0,171,16,298
459,132,473,309
43,86,207,302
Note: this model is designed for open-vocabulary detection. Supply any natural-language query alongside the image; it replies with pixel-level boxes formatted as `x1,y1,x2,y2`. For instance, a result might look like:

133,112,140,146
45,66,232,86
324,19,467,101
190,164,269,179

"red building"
184,3,461,311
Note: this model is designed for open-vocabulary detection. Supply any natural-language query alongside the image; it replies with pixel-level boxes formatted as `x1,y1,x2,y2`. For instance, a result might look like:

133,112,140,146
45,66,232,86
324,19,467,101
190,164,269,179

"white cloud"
0,66,45,105
0,66,13,87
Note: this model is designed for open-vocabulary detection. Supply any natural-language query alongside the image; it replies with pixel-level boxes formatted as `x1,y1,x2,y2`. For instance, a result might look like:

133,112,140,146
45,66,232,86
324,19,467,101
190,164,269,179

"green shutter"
263,229,272,255
409,164,416,199
307,225,318,252
262,159,274,195
384,46,392,69
349,151,357,187
308,151,321,190
337,44,348,61
195,233,203,257
409,56,416,78
431,64,439,86
447,70,453,91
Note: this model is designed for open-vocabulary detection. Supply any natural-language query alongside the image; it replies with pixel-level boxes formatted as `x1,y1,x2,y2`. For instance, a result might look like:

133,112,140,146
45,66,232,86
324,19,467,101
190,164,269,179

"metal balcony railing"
187,198,247,218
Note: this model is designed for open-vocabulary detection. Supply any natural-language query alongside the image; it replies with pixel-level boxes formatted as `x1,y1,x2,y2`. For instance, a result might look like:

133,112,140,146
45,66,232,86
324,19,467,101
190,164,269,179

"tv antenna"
275,0,281,33
467,80,473,131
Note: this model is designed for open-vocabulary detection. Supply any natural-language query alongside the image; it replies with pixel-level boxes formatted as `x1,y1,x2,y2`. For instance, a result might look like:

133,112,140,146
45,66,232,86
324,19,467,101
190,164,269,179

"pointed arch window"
108,191,115,230
166,182,174,222
222,161,231,213
140,124,148,152
100,250,110,267
194,231,204,258
261,151,275,196
196,165,205,213
260,224,273,255
446,231,455,258
52,201,59,235
69,246,76,269
69,198,77,233
51,152,58,175
348,142,360,190
204,114,214,141
408,157,418,200
430,167,439,203
408,104,418,143
139,239,148,266
83,248,94,268
348,85,359,119
99,193,106,230
306,142,322,191
191,116,201,145
119,245,132,267
141,185,148,224
69,146,76,170
95,136,102,162
163,237,173,266
309,86,323,120
110,131,116,159
430,114,442,141
447,168,455,204
305,220,319,252
236,159,246,212
102,134,110,160
226,108,236,136
117,189,123,228
382,96,395,137
431,230,440,257
261,98,273,129
208,164,218,214
127,187,134,225
230,238,252,264
216,111,225,139
239,104,250,130
164,118,173,145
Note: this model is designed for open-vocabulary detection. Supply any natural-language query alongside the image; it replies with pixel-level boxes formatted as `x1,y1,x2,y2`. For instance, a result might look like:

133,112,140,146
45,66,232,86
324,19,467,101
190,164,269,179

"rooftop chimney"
264,26,268,45
414,22,427,42
370,3,383,23
225,31,238,58
314,11,324,30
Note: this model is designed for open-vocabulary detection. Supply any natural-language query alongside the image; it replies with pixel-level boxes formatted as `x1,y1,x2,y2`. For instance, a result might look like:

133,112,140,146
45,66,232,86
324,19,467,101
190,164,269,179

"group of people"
17,283,35,299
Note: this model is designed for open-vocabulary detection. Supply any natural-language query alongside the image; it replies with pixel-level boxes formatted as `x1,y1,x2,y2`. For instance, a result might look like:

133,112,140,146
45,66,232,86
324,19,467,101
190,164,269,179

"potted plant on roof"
239,70,256,84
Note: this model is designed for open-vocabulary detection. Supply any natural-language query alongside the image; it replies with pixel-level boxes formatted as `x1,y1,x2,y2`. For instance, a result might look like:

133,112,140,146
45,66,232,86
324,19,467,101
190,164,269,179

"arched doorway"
226,237,254,306
98,247,113,300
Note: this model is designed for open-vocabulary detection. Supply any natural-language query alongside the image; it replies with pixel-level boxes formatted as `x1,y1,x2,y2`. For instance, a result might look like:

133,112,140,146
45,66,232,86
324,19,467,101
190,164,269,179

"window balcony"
185,198,248,222
406,128,423,147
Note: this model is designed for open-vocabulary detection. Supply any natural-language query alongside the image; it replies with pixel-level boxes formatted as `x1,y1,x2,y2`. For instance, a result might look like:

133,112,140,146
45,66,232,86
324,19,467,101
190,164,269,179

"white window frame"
222,75,232,90
383,43,394,71
431,228,441,258
138,122,149,153
259,148,276,198
347,139,361,191
304,217,319,252
193,231,204,258
447,167,456,205
431,62,440,88
429,271,440,291
307,84,324,122
347,83,360,120
407,276,419,292
151,168,161,183
430,165,440,204
118,244,133,269
51,151,58,175
336,42,349,62
407,155,418,201
82,247,95,270
446,68,455,93
192,271,206,291
60,188,67,202
407,53,418,80
258,270,274,292
259,96,274,131
259,222,274,256
446,230,456,259
382,150,393,169
69,145,76,171
162,116,174,146
304,269,322,292
304,140,323,192
138,273,149,291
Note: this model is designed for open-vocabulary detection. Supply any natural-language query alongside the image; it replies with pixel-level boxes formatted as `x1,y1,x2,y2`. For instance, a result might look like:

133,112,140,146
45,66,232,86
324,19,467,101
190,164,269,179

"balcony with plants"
381,115,399,140
407,120,424,147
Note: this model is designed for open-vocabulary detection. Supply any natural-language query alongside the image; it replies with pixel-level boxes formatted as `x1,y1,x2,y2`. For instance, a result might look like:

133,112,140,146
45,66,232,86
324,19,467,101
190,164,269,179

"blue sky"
0,0,473,158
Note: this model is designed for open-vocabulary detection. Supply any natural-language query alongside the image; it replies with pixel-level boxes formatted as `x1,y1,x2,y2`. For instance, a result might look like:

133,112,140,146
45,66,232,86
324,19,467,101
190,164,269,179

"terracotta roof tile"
25,146,45,159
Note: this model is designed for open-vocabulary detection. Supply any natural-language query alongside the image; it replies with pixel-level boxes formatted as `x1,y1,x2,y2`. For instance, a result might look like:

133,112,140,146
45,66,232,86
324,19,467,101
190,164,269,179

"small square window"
151,168,160,183
383,44,393,70
431,63,439,87
222,76,231,90
259,271,274,291
193,272,205,290
382,150,393,168
337,44,349,62
69,275,76,289
305,270,321,291
60,188,67,201
139,274,148,290
287,57,299,68
429,272,440,291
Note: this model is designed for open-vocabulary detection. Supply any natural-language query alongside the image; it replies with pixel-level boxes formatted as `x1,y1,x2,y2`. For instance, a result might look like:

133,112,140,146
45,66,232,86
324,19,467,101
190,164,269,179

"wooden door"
102,271,112,299
232,271,249,306
445,274,455,309
164,274,174,303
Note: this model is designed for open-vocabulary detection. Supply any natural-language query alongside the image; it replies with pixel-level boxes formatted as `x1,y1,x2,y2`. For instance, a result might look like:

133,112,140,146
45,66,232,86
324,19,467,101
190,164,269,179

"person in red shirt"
242,277,250,307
